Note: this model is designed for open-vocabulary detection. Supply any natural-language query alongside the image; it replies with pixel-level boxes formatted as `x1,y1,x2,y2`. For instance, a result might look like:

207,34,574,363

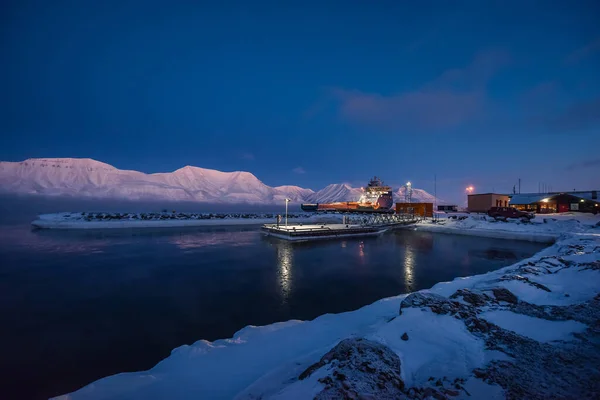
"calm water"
0,215,546,399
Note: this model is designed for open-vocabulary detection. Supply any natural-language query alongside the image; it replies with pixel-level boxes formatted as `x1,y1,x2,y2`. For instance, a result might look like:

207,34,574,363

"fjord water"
0,198,546,399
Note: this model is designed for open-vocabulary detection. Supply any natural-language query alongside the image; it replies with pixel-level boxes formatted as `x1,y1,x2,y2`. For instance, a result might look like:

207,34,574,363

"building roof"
509,194,549,204
467,193,508,196
510,191,600,204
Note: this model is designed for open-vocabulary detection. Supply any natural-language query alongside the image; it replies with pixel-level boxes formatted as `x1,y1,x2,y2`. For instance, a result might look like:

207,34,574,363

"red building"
509,191,599,214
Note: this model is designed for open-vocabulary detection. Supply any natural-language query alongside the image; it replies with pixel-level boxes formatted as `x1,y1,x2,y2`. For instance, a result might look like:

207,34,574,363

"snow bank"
413,213,600,243
478,310,587,342
54,215,600,400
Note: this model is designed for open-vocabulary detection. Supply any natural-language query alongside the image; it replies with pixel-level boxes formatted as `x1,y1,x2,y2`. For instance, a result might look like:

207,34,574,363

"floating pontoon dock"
261,213,420,241
261,224,388,241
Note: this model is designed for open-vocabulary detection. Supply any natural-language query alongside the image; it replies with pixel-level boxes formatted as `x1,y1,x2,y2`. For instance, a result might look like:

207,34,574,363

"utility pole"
518,178,521,194
434,174,437,221
285,198,290,228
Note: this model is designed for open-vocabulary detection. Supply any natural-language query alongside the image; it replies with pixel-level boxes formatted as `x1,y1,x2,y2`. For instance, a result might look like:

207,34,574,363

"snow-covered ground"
54,214,600,400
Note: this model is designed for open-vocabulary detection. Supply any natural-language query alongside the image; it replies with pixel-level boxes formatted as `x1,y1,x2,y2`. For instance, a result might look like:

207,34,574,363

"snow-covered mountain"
273,186,315,203
0,158,440,205
394,187,440,204
305,183,364,203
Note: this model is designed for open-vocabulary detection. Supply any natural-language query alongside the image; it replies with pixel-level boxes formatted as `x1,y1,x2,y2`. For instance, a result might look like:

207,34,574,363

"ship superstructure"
301,176,394,213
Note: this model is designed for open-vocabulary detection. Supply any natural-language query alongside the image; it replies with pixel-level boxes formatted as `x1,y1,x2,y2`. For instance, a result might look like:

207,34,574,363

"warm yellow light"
580,199,585,203
541,198,549,203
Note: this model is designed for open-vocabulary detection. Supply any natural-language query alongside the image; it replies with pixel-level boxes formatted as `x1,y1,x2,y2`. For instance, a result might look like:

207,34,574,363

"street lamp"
466,186,474,194
285,198,291,228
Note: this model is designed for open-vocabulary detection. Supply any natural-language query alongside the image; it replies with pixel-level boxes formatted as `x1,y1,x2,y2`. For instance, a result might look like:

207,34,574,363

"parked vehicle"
487,207,535,221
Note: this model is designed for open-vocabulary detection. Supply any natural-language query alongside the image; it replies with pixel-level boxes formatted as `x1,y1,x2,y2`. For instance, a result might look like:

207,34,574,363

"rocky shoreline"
285,236,600,399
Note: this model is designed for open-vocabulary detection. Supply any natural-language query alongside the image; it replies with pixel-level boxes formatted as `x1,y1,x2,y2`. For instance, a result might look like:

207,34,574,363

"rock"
401,332,409,341
491,287,519,304
400,292,455,315
450,288,492,307
500,275,551,292
300,338,404,400
443,388,460,396
432,390,447,400
473,368,487,378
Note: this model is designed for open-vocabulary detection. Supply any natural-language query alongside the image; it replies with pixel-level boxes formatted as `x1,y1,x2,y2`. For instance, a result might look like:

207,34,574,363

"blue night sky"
1,0,599,202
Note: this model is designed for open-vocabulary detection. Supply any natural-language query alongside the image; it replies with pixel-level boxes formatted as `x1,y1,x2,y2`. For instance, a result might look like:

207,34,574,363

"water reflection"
394,230,434,250
0,226,112,254
170,229,256,250
274,241,293,301
468,248,518,261
7,226,260,254
404,245,415,291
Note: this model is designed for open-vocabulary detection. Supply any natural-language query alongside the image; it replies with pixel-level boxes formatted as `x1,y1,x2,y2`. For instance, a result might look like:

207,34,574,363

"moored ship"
301,176,394,213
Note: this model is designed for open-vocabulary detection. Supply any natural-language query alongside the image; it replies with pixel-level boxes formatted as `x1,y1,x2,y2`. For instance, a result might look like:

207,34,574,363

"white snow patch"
370,308,485,386
479,310,587,342
499,268,600,305
457,377,505,399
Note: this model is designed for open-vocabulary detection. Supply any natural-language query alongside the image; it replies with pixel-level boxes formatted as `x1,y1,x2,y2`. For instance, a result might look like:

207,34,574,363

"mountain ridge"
0,158,442,204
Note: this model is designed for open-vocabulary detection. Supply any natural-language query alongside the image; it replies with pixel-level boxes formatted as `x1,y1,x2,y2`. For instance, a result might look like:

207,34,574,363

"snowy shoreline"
411,212,600,244
31,212,331,230
413,223,558,243
54,214,600,400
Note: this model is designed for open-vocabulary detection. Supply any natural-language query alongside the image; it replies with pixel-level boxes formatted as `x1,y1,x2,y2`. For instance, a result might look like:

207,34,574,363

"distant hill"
0,158,441,204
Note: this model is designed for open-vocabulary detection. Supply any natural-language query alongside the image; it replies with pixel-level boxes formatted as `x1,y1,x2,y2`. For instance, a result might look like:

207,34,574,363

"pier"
261,213,420,241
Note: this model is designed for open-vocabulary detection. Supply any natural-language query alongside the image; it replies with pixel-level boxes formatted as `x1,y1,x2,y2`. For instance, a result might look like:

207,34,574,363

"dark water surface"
0,207,546,399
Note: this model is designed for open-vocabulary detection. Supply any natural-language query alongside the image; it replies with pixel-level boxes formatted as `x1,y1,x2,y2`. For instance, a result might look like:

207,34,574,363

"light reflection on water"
0,225,260,254
275,241,293,300
169,230,256,250
404,245,415,292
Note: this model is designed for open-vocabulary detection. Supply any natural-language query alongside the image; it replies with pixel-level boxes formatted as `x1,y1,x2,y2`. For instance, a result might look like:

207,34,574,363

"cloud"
292,166,306,174
519,81,559,110
329,49,509,132
332,88,483,131
550,97,600,131
566,158,600,171
241,152,255,160
565,37,600,65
